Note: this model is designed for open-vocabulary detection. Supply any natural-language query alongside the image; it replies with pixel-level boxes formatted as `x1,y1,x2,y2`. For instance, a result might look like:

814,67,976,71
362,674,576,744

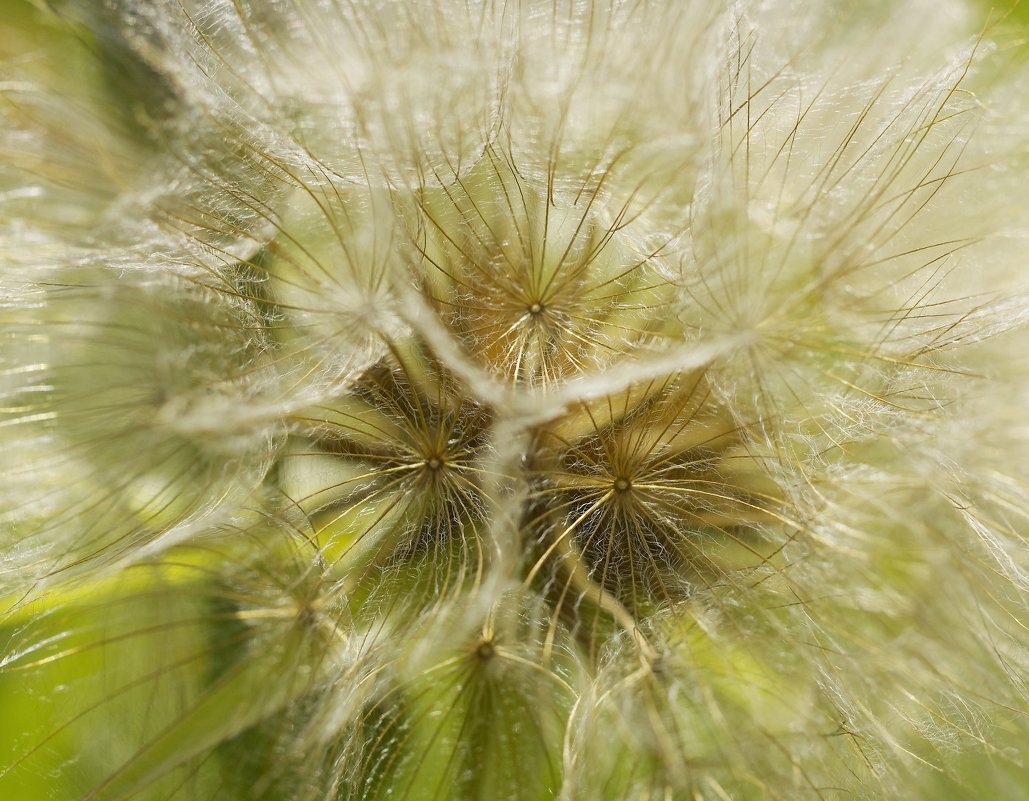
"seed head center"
475,639,496,661
613,477,632,493
426,456,444,471
528,302,544,316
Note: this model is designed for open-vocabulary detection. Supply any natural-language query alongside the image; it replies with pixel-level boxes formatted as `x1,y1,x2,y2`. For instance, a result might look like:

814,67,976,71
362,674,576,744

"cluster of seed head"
1,2,1028,801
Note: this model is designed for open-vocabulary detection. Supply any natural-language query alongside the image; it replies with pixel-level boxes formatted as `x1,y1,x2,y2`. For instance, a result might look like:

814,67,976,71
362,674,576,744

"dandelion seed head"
2,1,1028,799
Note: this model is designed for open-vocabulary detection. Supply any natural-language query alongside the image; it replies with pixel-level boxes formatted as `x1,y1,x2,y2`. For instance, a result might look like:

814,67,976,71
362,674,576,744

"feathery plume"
2,1,1028,800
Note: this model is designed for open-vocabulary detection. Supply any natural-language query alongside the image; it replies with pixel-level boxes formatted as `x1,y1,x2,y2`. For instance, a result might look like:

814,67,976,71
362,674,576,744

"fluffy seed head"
2,2,1028,800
